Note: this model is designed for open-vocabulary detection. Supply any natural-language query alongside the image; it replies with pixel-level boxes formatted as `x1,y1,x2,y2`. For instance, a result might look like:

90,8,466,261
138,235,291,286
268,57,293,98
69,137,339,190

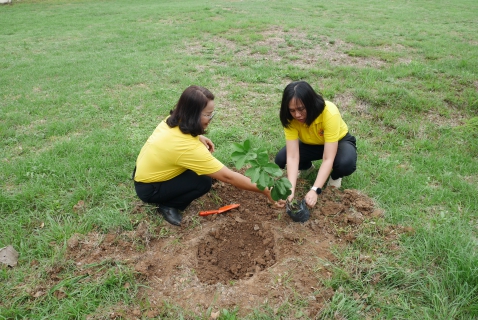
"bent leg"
297,142,324,170
275,142,324,170
135,170,212,211
274,146,287,169
158,170,212,210
330,134,357,180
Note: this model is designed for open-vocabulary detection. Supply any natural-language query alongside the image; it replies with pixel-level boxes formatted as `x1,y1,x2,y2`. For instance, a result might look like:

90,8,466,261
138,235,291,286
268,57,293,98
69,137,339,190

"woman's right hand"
275,199,286,208
209,167,287,208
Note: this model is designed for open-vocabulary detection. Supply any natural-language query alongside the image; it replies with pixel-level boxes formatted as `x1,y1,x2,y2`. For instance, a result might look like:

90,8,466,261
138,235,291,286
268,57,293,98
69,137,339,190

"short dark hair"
279,81,325,128
166,86,214,136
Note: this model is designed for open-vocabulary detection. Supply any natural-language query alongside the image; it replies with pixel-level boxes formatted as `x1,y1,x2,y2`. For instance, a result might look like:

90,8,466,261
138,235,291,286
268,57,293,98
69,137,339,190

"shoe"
157,205,182,226
299,164,315,178
327,176,342,188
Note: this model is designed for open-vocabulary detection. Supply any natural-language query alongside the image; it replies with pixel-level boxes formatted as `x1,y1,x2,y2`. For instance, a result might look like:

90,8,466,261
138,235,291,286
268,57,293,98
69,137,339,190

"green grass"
1,0,477,318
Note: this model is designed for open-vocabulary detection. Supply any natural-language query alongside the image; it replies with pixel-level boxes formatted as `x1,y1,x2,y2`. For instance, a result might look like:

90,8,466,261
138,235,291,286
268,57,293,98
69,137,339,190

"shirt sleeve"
284,124,299,140
323,112,342,142
177,143,224,175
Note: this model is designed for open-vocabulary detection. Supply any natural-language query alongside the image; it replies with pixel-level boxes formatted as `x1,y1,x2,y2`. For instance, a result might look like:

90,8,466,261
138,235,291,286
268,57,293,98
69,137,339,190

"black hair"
166,86,214,136
279,81,325,128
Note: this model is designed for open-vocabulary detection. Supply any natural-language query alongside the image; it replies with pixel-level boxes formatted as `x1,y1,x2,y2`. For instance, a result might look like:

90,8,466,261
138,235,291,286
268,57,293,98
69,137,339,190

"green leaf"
271,184,287,201
271,179,292,201
245,166,261,183
231,142,246,153
243,139,251,151
256,150,270,166
271,186,280,201
277,176,292,189
257,172,271,190
262,162,280,168
231,151,248,169
231,140,290,198
231,150,257,169
262,163,283,177
274,179,286,194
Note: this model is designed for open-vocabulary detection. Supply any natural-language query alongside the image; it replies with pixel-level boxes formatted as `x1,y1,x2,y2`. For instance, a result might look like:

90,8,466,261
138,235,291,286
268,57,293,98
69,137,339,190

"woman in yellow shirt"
275,81,357,208
134,86,274,226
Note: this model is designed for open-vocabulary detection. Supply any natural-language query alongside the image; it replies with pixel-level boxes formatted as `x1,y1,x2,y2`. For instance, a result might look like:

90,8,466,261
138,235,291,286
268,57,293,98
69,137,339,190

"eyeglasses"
202,111,215,120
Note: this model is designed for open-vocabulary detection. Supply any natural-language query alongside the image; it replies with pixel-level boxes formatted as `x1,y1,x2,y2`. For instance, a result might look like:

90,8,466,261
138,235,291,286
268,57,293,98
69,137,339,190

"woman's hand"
199,135,215,153
305,189,318,207
208,168,285,208
263,188,286,208
275,199,286,208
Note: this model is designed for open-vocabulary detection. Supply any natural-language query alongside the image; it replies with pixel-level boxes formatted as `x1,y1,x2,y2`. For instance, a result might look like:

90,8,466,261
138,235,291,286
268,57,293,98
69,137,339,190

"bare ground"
64,178,408,319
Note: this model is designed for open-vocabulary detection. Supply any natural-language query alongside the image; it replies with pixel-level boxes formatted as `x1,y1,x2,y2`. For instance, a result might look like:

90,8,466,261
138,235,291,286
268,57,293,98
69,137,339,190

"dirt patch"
184,27,405,70
65,178,407,318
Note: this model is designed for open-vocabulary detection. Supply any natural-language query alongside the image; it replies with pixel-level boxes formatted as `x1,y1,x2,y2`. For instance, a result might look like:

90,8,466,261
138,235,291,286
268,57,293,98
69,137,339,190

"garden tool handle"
199,204,240,216
199,210,220,216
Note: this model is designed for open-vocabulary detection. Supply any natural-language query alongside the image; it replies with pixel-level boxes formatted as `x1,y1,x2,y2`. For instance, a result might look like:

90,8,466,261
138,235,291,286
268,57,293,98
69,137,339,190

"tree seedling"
285,199,310,222
286,199,302,215
231,140,292,201
287,199,300,209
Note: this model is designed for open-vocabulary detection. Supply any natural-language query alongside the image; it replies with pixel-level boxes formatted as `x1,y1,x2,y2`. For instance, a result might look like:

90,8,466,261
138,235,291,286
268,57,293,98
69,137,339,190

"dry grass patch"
181,27,416,69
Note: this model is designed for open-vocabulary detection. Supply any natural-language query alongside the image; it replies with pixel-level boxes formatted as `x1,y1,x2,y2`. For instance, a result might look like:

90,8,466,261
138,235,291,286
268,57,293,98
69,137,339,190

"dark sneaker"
157,205,182,226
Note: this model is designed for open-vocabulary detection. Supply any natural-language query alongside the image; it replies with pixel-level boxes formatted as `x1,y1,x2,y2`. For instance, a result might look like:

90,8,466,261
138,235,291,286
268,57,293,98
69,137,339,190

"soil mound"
65,179,403,318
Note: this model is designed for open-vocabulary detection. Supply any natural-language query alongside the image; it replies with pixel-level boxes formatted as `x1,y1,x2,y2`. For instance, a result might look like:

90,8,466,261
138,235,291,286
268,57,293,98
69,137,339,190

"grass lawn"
1,0,477,318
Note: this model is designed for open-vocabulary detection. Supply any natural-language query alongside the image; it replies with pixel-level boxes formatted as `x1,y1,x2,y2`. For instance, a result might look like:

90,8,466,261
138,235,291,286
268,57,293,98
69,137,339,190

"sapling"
231,140,292,201
288,199,300,209
285,198,310,222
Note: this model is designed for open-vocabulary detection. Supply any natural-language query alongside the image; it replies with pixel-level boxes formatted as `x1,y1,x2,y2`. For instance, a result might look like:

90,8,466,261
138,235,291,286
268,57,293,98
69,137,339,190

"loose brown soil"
65,178,404,319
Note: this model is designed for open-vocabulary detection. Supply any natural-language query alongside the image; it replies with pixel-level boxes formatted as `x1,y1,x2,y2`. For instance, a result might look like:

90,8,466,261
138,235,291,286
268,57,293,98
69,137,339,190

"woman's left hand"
199,135,215,153
305,190,318,207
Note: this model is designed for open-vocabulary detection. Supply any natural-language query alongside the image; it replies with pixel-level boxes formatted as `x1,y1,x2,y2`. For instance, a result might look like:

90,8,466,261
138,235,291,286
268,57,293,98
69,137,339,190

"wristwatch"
311,186,322,195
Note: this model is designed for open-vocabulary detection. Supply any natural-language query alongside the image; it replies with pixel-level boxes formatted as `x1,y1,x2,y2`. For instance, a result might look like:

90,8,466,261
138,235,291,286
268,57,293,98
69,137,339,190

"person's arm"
207,166,275,203
285,139,300,201
305,141,338,207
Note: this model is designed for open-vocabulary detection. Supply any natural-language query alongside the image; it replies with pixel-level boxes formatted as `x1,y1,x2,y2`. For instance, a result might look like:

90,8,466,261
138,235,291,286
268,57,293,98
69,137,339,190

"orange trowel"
199,204,240,216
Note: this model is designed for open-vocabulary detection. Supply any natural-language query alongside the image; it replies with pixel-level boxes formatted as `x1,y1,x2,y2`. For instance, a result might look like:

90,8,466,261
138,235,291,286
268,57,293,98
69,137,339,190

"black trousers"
134,169,212,211
274,133,357,180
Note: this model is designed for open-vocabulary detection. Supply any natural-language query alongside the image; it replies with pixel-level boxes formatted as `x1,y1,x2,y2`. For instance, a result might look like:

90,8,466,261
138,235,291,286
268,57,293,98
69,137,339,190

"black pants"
274,133,357,180
134,169,212,211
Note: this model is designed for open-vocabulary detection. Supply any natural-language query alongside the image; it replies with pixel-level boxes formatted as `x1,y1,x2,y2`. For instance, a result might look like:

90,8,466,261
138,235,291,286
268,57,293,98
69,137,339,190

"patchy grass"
1,0,477,318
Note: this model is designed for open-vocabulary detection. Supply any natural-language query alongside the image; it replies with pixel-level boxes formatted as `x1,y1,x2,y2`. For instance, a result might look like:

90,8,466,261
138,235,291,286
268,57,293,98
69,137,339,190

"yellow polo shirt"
134,119,224,183
284,101,348,144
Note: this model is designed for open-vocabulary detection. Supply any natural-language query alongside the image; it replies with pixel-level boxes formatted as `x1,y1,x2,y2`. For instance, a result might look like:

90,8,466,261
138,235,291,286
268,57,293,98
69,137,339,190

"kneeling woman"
133,85,274,226
275,81,357,208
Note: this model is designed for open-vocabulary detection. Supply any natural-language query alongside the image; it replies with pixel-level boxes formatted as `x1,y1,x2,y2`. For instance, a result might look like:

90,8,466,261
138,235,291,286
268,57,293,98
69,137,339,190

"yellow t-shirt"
284,101,348,144
134,119,224,183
